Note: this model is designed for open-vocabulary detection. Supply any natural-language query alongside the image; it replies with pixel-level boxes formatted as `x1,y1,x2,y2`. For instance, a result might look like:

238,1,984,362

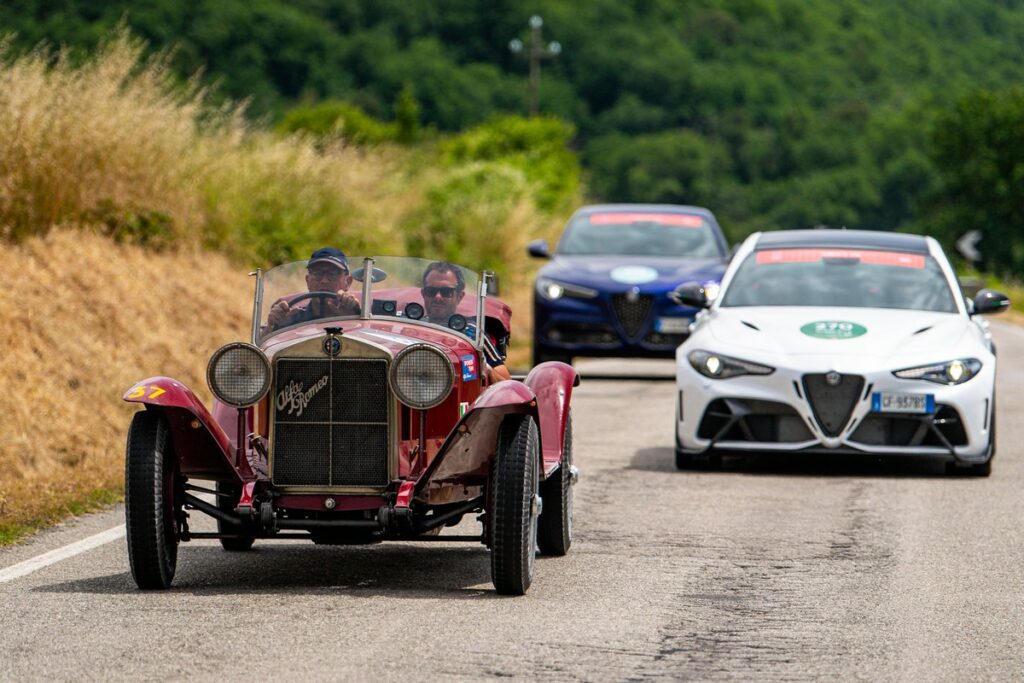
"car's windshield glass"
257,256,480,342
557,212,722,258
720,248,957,312
361,256,480,326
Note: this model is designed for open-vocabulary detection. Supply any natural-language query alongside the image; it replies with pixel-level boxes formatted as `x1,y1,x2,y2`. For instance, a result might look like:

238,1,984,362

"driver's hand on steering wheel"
267,300,292,327
322,291,360,316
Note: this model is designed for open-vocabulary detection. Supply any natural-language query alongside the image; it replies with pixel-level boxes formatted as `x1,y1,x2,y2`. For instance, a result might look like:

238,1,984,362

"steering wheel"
287,291,344,306
269,291,347,329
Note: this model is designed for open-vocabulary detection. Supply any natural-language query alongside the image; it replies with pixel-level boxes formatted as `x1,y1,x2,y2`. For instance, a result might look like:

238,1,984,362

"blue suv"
529,204,729,365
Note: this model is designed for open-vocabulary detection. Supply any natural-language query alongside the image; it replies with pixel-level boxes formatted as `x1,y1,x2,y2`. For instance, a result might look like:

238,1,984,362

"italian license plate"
655,316,691,334
872,392,935,414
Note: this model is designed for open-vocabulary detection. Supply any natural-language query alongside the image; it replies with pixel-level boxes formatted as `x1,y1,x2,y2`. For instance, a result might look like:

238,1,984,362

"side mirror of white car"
972,289,1010,316
671,282,711,309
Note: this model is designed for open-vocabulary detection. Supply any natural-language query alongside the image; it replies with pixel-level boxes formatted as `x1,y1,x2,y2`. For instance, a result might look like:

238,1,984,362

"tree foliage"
929,89,1024,276
3,1,1024,260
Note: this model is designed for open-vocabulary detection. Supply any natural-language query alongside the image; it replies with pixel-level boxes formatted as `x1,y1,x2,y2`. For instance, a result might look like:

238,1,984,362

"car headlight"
537,277,598,301
390,344,455,409
688,350,774,379
207,342,272,407
893,358,982,385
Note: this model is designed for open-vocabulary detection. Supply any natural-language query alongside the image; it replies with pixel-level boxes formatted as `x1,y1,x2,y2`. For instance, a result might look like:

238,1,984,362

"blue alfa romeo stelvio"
528,204,729,365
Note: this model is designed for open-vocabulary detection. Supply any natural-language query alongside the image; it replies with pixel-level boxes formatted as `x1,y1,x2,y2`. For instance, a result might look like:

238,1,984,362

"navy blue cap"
308,247,349,272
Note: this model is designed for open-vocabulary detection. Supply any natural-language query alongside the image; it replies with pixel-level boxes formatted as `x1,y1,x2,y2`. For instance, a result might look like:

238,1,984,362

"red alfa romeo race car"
122,256,578,595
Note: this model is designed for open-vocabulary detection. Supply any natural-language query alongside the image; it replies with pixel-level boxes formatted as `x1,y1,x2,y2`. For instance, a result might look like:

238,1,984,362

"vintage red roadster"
123,256,578,595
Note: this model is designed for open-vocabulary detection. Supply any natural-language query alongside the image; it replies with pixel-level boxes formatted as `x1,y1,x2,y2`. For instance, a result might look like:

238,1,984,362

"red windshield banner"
755,248,925,269
589,212,704,227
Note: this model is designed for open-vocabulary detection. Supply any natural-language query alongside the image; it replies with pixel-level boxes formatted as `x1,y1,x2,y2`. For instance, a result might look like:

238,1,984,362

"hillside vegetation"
0,34,573,542
4,1,1024,247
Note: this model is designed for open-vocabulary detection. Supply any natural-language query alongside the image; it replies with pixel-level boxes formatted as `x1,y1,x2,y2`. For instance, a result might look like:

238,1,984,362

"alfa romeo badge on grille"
825,371,842,386
323,336,342,356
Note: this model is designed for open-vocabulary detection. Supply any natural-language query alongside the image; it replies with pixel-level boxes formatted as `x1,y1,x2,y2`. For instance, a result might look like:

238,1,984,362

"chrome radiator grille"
272,358,390,487
610,293,654,337
802,373,864,437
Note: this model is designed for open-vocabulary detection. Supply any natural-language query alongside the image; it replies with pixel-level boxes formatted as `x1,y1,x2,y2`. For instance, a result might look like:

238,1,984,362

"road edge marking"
0,526,124,584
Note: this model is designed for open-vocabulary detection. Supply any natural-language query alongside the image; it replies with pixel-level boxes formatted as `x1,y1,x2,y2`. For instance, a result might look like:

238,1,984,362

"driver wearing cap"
267,247,361,329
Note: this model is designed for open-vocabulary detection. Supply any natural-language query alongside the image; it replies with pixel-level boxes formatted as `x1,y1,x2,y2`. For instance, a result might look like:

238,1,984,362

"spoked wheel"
217,482,254,551
125,411,183,590
490,414,541,595
538,410,574,556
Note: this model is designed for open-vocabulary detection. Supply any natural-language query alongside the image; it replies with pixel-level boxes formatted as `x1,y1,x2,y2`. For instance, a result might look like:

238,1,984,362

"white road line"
0,525,124,584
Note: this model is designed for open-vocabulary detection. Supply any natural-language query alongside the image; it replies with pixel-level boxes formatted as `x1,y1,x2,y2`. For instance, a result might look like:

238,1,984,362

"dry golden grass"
0,32,407,261
0,230,251,540
0,33,205,240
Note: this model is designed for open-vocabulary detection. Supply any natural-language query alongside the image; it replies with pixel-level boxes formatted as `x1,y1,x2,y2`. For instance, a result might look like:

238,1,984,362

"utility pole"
509,15,561,116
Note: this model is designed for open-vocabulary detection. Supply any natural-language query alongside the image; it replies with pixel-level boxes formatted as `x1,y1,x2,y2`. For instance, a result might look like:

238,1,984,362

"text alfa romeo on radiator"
672,229,1009,476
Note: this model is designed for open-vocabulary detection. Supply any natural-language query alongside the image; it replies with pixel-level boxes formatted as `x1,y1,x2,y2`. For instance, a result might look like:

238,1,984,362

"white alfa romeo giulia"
673,229,1009,476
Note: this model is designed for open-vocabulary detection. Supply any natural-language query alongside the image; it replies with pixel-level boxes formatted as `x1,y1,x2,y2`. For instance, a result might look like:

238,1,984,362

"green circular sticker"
800,320,867,339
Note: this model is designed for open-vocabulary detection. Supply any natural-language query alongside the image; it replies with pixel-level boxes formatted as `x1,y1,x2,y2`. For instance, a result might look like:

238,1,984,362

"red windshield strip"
589,212,704,227
755,248,925,269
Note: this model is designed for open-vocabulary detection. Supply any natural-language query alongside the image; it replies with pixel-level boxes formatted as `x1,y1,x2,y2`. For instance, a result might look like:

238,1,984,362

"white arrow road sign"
957,229,982,262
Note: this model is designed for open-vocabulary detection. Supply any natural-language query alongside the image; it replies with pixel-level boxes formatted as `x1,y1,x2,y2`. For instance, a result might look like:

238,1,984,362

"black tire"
538,411,573,556
125,411,181,590
533,346,572,366
490,414,541,595
217,482,254,551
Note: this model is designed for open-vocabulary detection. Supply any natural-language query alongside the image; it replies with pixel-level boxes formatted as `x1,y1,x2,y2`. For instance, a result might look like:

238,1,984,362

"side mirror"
671,282,711,309
351,266,387,283
486,274,501,297
527,239,550,259
972,288,1010,315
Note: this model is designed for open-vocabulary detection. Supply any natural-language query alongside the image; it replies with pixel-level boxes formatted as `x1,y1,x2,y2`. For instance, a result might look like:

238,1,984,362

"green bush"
394,82,421,144
402,162,532,280
277,101,397,144
440,116,580,213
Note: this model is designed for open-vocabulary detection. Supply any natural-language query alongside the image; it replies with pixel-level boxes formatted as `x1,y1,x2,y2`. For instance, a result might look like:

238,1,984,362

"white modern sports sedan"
673,229,1009,476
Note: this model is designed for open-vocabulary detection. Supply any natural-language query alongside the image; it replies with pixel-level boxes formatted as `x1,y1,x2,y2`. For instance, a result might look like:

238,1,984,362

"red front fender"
122,377,248,481
523,361,579,475
413,380,537,502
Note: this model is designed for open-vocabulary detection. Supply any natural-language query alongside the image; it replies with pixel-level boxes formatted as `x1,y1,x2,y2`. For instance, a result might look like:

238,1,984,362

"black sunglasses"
422,286,458,298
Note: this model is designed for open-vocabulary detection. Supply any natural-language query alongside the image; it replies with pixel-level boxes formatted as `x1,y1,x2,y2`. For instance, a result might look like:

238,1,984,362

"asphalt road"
3,323,1024,681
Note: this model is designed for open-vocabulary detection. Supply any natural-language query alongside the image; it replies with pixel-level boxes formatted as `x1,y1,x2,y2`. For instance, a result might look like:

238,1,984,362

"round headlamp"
207,342,272,408
389,344,454,410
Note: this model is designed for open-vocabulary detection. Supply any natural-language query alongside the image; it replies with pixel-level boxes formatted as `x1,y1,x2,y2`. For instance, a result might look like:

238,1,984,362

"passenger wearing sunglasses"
267,247,361,330
422,261,511,383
